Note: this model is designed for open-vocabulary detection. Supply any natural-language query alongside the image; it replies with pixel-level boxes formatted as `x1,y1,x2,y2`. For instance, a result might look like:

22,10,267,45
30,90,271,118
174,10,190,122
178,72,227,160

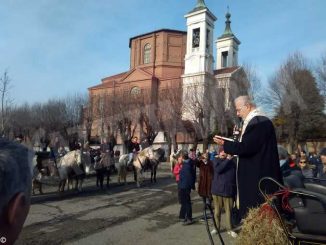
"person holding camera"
210,150,237,237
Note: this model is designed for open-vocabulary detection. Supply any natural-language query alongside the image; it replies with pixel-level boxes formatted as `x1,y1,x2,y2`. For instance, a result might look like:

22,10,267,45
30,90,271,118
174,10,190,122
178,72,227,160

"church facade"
87,0,248,149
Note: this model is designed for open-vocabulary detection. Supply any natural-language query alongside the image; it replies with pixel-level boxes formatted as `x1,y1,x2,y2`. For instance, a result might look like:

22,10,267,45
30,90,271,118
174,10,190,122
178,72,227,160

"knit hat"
320,148,326,156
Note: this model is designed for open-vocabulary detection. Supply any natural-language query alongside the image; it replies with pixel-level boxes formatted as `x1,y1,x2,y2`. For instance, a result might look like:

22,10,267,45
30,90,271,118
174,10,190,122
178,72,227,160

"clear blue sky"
0,0,325,105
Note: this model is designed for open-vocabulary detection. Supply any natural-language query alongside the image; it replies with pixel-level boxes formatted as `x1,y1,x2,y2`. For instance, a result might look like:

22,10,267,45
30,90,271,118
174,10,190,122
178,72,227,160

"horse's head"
153,148,166,162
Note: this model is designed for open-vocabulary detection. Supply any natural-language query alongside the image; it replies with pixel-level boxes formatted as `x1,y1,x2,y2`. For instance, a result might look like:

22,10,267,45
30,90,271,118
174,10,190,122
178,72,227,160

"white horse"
57,150,83,192
116,154,129,185
115,153,138,185
133,147,166,187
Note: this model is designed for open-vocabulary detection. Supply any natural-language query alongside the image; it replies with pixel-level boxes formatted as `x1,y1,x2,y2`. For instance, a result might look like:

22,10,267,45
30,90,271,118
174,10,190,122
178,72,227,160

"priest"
213,95,282,219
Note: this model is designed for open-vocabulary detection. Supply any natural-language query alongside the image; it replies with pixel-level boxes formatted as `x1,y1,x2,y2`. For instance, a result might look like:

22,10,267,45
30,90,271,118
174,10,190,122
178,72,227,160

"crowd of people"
172,147,238,238
171,95,326,240
280,148,326,184
1,95,326,244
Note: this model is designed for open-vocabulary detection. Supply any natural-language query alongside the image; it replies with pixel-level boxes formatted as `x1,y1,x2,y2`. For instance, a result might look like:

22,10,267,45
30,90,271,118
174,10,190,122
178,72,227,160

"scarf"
239,108,264,142
236,108,265,209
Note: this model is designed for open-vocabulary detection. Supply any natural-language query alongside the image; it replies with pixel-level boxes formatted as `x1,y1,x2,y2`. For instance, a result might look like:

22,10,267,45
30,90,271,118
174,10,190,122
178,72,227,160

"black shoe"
182,219,194,226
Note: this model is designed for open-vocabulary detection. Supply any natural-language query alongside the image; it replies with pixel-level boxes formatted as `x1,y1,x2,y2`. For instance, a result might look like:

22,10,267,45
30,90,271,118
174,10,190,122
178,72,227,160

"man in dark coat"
178,151,196,225
211,151,236,236
214,96,282,220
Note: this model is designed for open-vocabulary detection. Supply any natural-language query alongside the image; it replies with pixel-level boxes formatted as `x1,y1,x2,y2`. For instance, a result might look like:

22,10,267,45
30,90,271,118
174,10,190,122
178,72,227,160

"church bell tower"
216,9,240,70
182,0,217,121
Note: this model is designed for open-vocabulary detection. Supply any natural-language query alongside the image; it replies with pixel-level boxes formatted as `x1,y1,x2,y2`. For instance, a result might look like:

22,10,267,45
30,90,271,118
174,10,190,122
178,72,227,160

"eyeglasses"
235,105,247,113
300,161,306,163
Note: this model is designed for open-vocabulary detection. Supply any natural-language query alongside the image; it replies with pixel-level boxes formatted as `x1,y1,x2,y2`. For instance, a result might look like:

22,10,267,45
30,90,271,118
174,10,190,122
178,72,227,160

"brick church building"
87,0,248,151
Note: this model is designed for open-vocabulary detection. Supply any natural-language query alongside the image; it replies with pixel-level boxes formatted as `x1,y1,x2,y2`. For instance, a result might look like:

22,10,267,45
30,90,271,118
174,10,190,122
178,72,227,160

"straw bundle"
236,203,290,245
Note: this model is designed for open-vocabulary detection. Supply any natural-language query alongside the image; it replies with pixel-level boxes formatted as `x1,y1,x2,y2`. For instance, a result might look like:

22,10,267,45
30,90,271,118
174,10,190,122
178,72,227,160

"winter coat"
211,158,236,197
223,116,283,219
178,159,196,190
196,160,213,198
209,151,217,161
173,162,182,182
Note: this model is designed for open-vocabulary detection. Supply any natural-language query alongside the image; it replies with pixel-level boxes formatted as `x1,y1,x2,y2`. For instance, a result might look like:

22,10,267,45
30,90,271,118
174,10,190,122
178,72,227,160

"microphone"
232,118,243,142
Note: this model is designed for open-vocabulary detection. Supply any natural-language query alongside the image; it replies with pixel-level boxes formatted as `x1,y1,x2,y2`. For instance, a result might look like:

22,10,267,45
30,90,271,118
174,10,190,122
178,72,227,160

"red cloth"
173,163,182,182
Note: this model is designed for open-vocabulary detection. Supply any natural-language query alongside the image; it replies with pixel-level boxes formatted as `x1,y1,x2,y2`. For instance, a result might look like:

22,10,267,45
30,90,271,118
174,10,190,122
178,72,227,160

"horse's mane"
138,150,147,157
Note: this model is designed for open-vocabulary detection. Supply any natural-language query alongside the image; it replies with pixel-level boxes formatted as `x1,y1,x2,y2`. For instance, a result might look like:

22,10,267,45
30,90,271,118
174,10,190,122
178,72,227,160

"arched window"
143,43,151,64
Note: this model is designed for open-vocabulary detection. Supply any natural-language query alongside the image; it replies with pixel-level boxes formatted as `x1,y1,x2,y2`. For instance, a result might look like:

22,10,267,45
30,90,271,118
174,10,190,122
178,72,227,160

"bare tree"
267,52,325,152
316,52,326,107
64,92,88,129
182,80,213,151
157,83,183,154
82,97,94,143
110,89,139,153
241,63,263,107
0,71,13,137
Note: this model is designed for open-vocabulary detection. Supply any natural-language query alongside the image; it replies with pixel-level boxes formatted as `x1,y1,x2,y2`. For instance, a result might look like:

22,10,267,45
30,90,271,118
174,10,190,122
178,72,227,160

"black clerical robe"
223,116,282,219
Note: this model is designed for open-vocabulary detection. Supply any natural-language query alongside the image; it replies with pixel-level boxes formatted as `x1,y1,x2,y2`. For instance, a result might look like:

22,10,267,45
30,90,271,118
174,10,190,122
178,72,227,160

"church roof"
214,66,239,75
88,82,112,90
186,0,216,21
101,71,129,83
129,29,186,48
88,71,128,90
188,0,207,14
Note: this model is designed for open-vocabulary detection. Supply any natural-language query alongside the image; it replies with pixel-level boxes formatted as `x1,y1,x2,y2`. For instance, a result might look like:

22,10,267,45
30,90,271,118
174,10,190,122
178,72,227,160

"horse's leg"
58,180,62,192
136,168,142,188
32,180,35,195
76,177,79,191
63,179,66,192
66,178,69,190
100,169,104,189
123,167,127,185
151,167,154,183
59,179,65,192
78,178,83,192
106,169,110,187
39,181,43,194
154,165,157,183
133,165,137,182
117,168,121,184
96,170,99,187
